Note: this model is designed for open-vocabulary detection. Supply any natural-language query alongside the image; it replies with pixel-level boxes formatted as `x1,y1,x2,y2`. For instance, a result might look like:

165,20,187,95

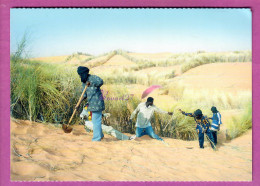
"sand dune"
128,52,173,60
85,55,108,65
30,55,69,63
31,55,91,64
103,55,137,67
170,62,252,92
91,55,137,74
11,119,251,181
66,55,91,64
135,65,182,76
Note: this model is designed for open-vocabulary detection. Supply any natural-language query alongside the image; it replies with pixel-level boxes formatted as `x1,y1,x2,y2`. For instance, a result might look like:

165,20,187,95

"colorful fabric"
82,74,105,112
181,111,215,149
181,111,210,132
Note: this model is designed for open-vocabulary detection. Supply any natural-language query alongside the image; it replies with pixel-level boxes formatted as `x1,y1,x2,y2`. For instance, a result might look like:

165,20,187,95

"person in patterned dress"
179,109,215,149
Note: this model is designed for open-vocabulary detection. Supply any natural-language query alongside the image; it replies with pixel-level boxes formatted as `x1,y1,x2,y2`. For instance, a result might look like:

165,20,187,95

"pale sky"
10,8,252,57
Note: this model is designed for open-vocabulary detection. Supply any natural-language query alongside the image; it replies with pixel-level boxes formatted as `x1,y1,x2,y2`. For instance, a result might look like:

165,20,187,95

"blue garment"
198,133,204,148
181,111,211,132
181,111,215,149
92,111,104,141
136,126,163,141
198,129,215,148
196,123,210,133
211,131,218,145
82,75,105,112
210,112,222,131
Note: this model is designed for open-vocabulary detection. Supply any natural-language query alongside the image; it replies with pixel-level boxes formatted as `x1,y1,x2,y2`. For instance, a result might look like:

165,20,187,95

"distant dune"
11,119,252,181
103,55,137,67
31,55,91,64
170,62,252,92
128,52,173,60
86,55,108,65
135,65,182,76
31,55,69,63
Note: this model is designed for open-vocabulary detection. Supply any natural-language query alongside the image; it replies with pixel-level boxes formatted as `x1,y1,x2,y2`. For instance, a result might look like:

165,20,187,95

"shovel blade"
62,124,73,133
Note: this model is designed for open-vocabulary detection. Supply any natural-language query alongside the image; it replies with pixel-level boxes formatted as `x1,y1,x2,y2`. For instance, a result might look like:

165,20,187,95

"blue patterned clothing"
82,75,105,112
181,111,210,133
181,111,215,149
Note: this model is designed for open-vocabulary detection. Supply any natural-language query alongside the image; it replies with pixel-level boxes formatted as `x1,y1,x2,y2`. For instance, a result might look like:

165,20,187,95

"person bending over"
129,97,173,141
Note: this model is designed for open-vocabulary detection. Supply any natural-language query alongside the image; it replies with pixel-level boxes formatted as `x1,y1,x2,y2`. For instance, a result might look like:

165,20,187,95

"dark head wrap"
194,109,203,120
211,106,218,113
147,97,154,103
77,66,89,83
146,97,154,107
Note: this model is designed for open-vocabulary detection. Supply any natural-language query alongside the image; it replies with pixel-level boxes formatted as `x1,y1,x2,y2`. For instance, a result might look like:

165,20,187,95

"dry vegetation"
12,46,252,140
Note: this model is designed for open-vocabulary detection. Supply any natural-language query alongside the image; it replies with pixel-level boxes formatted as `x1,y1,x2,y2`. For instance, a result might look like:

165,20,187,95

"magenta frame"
1,0,259,185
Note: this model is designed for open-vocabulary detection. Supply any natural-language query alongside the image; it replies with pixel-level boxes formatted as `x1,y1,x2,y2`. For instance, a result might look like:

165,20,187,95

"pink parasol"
141,85,162,99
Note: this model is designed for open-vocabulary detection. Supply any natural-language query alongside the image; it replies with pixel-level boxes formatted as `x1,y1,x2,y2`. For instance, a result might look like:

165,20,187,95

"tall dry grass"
181,51,252,73
11,59,82,123
225,102,252,139
11,42,252,140
120,50,251,72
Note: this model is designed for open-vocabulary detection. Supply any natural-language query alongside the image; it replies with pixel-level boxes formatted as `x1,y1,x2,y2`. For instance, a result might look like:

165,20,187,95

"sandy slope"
171,62,252,92
103,55,137,67
11,119,252,181
135,65,182,76
30,56,69,63
91,55,137,75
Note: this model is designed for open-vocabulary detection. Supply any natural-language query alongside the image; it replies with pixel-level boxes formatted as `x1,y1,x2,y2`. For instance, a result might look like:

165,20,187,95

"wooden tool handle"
67,85,88,125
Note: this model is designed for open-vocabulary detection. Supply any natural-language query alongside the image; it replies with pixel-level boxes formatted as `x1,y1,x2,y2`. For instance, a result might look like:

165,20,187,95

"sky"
10,8,252,57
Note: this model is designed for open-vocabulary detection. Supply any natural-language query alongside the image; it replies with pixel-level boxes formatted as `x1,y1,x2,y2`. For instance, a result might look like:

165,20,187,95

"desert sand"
11,118,252,181
103,55,137,67
171,62,252,92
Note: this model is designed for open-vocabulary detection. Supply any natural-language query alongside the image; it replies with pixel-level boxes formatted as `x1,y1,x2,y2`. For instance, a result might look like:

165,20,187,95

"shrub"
226,102,252,139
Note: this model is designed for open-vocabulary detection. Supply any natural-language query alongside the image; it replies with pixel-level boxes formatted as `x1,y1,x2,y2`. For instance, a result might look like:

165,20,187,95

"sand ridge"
103,55,137,67
11,119,252,181
171,62,252,92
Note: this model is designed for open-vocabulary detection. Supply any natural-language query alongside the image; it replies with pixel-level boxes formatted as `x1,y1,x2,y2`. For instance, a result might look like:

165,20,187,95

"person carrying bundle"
179,109,215,149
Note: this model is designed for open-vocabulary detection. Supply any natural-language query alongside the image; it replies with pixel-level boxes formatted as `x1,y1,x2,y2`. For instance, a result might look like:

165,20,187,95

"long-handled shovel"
62,85,88,133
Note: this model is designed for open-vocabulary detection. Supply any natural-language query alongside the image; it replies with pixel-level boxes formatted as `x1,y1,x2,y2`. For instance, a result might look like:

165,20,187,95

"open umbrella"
141,85,162,99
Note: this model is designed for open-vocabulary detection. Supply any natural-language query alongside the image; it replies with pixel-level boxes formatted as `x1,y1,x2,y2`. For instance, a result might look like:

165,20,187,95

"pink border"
1,0,259,185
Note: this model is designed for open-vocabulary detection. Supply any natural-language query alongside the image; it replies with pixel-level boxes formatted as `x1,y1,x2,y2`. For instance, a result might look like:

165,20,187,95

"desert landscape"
11,50,252,181
11,119,252,181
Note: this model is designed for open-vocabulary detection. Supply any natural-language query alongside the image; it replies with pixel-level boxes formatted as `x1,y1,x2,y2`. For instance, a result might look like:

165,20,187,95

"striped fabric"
210,112,222,131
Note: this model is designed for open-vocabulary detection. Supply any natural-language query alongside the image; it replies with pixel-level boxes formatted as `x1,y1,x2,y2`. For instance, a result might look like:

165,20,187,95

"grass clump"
225,102,252,140
101,85,140,134
11,59,82,123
